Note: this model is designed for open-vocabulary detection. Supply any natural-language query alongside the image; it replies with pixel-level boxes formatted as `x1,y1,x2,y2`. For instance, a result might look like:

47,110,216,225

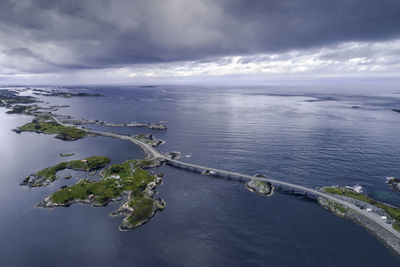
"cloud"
3,38,399,85
0,0,399,81
125,39,400,77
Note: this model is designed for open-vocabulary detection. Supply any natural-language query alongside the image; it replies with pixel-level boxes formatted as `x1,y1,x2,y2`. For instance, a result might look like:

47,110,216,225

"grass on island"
32,156,110,184
6,105,36,114
18,121,87,140
36,161,69,182
44,92,104,98
325,187,400,231
50,178,121,204
257,181,268,187
50,159,156,206
325,187,372,203
0,90,37,107
126,195,154,225
69,156,111,171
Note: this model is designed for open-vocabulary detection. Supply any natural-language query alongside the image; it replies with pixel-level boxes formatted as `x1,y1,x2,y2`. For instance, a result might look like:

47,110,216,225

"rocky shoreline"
37,158,166,230
386,177,400,193
245,178,274,197
38,174,166,230
21,156,110,187
112,175,166,230
135,134,165,147
56,115,167,130
318,196,400,256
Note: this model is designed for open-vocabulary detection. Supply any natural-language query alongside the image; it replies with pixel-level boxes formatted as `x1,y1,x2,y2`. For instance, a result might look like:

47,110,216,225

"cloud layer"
0,0,399,82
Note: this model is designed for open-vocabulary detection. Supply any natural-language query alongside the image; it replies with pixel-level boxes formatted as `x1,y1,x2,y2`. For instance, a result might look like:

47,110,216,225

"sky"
0,0,400,85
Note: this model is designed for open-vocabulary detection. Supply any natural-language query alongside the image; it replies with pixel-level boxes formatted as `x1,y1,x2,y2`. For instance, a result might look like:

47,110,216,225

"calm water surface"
1,85,400,266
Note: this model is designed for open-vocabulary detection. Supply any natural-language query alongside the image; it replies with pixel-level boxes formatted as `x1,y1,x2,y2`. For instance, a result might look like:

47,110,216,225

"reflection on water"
1,85,400,266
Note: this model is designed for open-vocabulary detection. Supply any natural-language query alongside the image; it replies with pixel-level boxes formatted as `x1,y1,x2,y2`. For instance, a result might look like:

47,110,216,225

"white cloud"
125,39,400,78
2,39,400,84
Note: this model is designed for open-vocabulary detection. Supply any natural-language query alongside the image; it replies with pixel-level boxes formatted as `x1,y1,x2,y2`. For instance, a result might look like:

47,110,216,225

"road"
52,115,400,239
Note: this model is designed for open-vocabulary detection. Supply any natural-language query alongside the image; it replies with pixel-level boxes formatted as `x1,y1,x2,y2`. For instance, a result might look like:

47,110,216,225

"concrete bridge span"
50,115,400,240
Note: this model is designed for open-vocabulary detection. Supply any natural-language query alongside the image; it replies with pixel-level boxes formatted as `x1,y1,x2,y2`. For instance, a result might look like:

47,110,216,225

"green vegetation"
126,195,154,225
0,90,37,107
50,178,121,205
36,162,69,182
325,187,400,231
34,91,104,98
18,121,87,140
47,159,161,229
136,159,157,168
24,156,110,187
135,134,162,146
327,200,347,214
69,156,111,171
59,152,75,157
325,187,372,203
49,159,157,206
48,92,104,98
257,181,268,187
6,105,37,114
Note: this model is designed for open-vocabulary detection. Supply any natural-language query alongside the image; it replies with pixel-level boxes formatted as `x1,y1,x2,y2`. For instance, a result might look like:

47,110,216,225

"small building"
345,184,363,193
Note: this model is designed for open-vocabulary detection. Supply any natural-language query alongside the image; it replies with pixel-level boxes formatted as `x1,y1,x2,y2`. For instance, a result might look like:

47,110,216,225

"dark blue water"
1,84,400,266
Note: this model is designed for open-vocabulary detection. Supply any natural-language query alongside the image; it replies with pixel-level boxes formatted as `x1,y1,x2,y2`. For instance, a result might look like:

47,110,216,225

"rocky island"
59,152,76,157
39,158,165,230
135,134,165,147
5,104,40,114
14,120,89,140
58,115,167,130
22,156,111,187
245,178,273,196
0,89,37,108
386,177,400,193
32,88,104,98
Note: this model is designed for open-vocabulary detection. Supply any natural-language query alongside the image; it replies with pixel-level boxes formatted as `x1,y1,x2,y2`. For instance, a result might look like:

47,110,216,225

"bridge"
51,115,400,239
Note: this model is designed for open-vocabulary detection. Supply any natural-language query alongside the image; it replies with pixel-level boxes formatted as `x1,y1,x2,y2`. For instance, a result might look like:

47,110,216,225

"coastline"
318,188,400,256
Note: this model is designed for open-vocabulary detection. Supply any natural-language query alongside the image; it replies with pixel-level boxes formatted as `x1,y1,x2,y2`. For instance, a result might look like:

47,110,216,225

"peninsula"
15,121,88,140
22,156,111,187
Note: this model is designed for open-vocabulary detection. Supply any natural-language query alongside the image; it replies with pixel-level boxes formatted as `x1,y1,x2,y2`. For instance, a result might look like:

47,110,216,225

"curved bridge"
51,115,400,239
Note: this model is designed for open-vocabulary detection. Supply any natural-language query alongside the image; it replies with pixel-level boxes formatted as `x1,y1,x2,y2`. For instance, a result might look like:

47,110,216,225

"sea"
1,83,400,266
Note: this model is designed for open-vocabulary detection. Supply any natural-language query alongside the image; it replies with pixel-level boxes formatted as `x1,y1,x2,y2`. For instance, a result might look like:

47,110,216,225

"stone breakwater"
318,197,400,255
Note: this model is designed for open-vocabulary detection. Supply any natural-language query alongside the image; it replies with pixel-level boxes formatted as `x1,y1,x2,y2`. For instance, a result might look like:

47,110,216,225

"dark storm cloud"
0,0,399,73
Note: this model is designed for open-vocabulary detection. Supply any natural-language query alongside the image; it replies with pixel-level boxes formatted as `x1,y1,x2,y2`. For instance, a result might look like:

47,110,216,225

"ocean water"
1,84,400,266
